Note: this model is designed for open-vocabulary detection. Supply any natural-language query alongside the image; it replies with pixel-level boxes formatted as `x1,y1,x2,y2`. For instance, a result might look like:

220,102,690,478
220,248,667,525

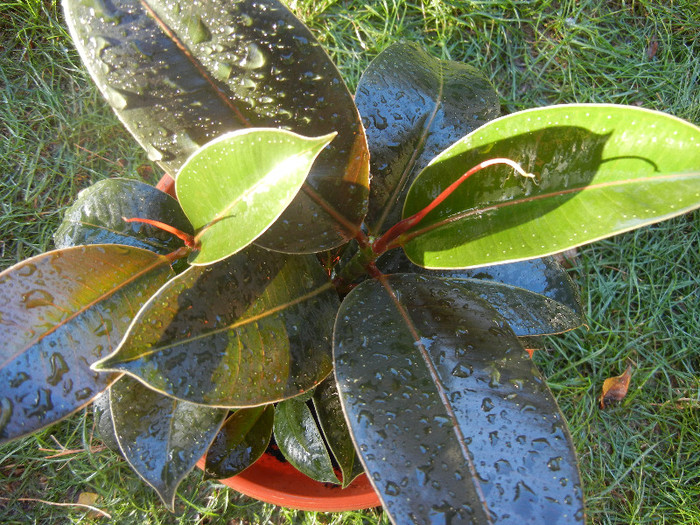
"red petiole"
371,158,534,254
122,217,198,249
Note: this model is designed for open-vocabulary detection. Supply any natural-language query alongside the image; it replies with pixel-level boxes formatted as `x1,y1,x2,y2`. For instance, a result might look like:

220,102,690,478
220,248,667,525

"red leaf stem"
372,158,534,254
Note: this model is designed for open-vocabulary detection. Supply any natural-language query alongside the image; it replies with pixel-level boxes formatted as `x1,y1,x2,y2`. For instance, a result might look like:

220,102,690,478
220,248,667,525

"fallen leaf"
76,492,106,519
599,364,633,408
647,35,659,60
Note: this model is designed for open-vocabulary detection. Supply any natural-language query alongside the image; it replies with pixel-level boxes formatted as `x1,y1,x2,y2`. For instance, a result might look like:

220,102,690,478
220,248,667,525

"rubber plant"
1,0,699,523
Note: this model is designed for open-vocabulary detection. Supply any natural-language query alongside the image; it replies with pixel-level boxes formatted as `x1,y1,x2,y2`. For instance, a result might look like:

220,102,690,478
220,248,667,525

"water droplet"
47,352,69,386
384,481,400,496
0,397,13,433
17,263,37,277
547,456,562,471
22,289,54,309
187,16,211,44
481,398,494,412
239,43,265,69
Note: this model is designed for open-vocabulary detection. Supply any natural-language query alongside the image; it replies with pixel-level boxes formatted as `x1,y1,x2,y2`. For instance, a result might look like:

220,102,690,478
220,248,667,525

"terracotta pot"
196,454,380,512
158,174,380,511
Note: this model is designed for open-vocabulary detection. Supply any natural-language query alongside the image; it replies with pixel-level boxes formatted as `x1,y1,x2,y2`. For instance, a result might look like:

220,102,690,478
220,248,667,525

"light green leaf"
402,104,700,268
177,129,335,265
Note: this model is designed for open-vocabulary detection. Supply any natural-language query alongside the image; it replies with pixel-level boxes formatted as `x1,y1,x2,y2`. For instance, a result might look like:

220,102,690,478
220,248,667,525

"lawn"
1,0,698,523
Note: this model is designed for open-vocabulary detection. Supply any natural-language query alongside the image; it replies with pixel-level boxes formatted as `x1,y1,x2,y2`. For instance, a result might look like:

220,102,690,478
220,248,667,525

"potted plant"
1,0,698,522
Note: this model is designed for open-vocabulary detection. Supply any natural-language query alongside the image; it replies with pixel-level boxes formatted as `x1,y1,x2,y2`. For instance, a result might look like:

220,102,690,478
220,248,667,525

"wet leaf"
54,178,193,254
334,274,584,523
312,375,365,487
176,129,335,265
355,42,499,235
0,245,174,444
93,245,337,406
205,405,274,478
600,364,634,409
110,376,226,511
63,0,369,253
274,397,339,484
402,104,700,268
377,250,583,336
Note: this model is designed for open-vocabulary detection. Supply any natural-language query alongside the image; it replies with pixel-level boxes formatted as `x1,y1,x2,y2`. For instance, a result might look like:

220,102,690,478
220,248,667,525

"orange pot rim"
196,453,381,512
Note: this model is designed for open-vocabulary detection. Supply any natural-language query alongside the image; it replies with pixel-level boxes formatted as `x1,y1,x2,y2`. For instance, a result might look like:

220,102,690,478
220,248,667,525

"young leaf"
63,0,369,253
334,274,584,523
355,42,500,235
176,128,335,265
402,104,700,268
205,405,274,479
0,245,174,443
93,245,338,406
274,397,340,485
54,178,193,254
109,376,226,511
313,376,366,487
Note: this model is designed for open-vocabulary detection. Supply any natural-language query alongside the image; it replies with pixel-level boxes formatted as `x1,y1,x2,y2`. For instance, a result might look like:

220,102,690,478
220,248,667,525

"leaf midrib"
403,170,700,243
109,282,334,364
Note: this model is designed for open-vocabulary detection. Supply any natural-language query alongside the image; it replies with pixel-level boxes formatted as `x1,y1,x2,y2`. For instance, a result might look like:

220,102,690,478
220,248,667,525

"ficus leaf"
53,178,193,254
109,376,227,511
0,245,175,443
355,42,500,235
93,245,337,406
205,405,274,479
176,128,335,265
334,274,584,523
402,104,700,269
312,376,365,487
274,397,340,485
63,0,369,253
376,250,582,336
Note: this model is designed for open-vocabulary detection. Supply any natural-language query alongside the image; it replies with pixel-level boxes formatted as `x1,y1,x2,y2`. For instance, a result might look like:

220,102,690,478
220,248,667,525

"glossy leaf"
354,42,499,235
54,178,193,254
0,245,174,443
376,250,582,336
402,104,700,268
334,274,583,523
274,397,339,484
110,376,226,511
205,405,274,478
63,0,370,252
176,129,335,265
93,245,337,406
312,376,365,487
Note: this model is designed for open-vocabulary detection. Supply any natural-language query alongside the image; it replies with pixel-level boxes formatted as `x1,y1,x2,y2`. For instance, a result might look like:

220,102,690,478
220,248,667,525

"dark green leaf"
110,376,227,511
376,251,582,336
205,405,274,479
334,274,583,523
176,129,335,265
402,104,700,268
354,42,499,235
93,245,337,406
0,245,174,443
63,0,369,252
312,376,365,487
54,178,193,254
274,397,339,484
92,391,120,454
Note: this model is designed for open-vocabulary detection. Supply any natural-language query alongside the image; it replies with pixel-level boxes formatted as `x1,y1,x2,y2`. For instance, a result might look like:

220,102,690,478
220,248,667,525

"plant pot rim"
196,453,381,512
157,174,380,511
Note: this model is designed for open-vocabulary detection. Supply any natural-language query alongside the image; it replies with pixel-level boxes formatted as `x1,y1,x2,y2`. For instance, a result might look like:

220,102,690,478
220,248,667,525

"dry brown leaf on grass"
599,364,634,409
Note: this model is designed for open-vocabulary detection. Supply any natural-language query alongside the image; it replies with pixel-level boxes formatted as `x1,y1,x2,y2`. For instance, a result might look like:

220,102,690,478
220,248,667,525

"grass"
1,0,698,523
